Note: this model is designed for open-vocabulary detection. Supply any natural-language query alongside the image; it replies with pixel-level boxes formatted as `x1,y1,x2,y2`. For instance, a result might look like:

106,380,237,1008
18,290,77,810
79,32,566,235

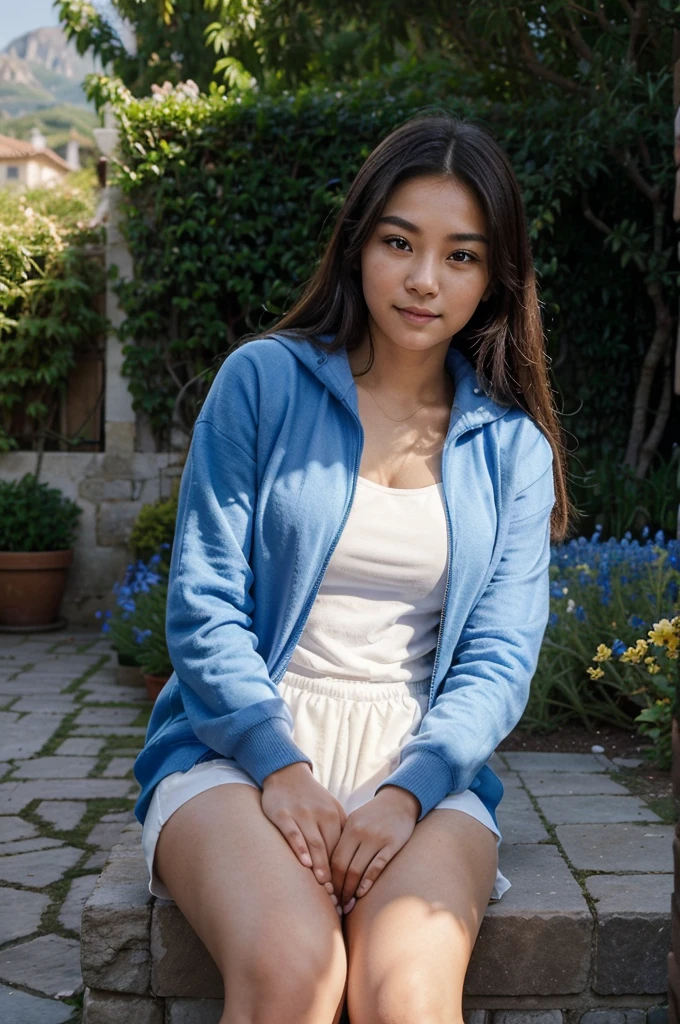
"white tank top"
287,475,449,683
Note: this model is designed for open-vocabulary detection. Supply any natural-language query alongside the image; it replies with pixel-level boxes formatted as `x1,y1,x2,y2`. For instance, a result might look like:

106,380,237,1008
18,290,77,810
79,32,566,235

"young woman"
134,113,572,1024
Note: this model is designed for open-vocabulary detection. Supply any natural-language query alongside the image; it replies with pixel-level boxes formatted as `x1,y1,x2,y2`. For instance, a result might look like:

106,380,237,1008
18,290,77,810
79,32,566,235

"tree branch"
635,345,672,479
581,189,613,236
557,7,597,66
608,145,661,204
512,11,586,94
616,0,635,19
565,1,611,32
624,280,673,470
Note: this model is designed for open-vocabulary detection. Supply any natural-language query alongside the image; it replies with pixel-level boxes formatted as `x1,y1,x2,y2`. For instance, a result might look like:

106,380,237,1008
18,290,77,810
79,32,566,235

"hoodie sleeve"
375,431,556,820
165,349,312,786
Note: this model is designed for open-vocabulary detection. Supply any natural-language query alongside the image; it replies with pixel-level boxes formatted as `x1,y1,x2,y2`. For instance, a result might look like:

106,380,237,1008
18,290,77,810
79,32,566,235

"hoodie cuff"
375,749,455,821
233,715,312,786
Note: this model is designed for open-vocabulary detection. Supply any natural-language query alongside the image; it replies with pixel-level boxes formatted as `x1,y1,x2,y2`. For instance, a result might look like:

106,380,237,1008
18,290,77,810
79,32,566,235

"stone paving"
0,629,146,1023
0,629,673,1023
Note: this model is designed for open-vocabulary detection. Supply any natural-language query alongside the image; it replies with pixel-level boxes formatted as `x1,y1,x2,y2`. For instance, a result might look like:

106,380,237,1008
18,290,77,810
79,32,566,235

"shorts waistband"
279,669,431,703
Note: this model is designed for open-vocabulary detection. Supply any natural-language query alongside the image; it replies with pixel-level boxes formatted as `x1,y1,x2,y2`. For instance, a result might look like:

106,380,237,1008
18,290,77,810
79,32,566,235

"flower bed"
527,526,679,769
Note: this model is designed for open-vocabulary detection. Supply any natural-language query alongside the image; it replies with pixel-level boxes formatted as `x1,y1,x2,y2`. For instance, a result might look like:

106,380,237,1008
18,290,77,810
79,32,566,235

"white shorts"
142,670,512,902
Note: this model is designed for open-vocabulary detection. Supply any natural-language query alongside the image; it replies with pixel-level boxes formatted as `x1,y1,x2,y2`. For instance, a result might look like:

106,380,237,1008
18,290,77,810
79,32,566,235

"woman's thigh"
154,781,348,1024
343,807,498,1024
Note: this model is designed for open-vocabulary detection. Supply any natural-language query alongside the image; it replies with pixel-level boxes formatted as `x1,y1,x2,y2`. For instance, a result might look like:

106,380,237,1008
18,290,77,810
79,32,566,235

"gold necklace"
356,383,429,423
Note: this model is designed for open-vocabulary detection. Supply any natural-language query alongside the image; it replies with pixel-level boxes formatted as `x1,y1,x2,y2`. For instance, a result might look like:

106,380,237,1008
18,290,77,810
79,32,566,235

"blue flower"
95,609,102,619
548,612,559,627
574,606,586,622
642,525,650,539
102,621,111,634
611,639,627,658
629,614,645,630
132,626,152,644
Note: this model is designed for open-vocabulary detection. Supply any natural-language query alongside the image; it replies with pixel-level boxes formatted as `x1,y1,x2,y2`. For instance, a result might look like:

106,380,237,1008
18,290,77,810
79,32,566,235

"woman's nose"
405,258,439,296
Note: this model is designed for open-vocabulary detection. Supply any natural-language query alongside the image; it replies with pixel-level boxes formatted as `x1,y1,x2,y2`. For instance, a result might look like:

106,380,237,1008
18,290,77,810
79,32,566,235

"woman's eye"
383,237,478,263
385,235,411,251
448,251,477,263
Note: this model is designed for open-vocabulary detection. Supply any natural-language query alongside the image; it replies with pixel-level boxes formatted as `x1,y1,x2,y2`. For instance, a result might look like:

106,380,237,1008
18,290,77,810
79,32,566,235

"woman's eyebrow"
378,214,488,244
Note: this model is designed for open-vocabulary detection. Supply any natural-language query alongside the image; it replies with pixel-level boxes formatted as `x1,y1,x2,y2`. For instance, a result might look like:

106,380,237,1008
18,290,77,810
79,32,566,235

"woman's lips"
396,307,440,324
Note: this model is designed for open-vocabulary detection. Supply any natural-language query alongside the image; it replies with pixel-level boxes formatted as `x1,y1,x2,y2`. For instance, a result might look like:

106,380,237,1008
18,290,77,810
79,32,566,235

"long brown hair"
259,112,574,542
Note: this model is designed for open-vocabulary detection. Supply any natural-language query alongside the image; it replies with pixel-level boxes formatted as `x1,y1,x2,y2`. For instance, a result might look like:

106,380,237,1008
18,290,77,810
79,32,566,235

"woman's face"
360,174,493,355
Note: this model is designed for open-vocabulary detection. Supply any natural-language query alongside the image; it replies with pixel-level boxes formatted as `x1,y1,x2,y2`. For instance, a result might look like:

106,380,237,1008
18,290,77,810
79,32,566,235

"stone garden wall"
0,451,184,626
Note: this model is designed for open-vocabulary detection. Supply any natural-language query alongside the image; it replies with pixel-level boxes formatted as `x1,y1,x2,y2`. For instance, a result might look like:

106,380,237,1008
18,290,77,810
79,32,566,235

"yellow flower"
592,644,612,663
587,666,605,680
648,618,678,646
644,656,661,674
620,638,648,664
575,563,592,574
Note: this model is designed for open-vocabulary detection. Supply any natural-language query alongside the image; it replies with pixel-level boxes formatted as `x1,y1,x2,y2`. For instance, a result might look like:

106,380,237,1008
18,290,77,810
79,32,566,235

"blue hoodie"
133,333,556,828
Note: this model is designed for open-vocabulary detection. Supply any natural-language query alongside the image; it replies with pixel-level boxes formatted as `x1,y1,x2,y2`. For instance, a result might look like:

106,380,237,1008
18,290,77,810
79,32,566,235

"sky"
0,1,125,53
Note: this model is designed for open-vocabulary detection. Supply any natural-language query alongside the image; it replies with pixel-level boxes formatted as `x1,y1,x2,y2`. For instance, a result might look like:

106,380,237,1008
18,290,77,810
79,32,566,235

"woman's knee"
349,960,459,1024
226,920,348,1024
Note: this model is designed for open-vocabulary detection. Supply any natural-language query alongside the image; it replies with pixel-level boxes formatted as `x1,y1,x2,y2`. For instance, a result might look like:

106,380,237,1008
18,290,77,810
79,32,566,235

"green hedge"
111,61,671,461
0,172,107,451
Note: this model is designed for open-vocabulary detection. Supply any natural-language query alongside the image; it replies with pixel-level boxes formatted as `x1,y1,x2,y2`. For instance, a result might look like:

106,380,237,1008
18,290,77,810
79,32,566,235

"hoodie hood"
271,331,512,433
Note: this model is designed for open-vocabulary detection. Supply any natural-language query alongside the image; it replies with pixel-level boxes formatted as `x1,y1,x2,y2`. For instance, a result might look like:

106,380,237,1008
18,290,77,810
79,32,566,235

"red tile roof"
0,133,70,171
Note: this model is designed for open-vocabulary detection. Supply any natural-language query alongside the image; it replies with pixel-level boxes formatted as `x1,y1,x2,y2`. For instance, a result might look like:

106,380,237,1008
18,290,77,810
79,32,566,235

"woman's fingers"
355,847,391,901
279,816,314,869
299,823,333,885
340,844,382,909
317,809,344,865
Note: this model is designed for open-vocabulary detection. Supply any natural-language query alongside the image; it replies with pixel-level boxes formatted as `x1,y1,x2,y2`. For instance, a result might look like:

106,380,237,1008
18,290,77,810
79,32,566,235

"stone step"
80,824,671,1022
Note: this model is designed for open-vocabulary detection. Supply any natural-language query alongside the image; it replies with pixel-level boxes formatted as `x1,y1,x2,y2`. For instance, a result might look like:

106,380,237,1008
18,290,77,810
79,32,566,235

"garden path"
0,629,672,1023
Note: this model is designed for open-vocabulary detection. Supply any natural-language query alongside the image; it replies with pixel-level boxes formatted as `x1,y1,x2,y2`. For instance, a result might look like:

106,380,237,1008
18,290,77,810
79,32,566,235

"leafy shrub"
568,446,680,542
0,474,82,551
107,59,670,466
129,490,178,565
524,527,679,741
0,172,108,451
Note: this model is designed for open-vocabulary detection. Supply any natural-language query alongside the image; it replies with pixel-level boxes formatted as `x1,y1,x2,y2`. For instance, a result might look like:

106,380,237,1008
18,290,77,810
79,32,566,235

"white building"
0,127,71,188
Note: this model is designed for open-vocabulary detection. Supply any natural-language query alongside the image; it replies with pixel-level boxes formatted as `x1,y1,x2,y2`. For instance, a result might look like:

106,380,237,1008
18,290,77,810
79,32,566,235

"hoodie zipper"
272,406,365,685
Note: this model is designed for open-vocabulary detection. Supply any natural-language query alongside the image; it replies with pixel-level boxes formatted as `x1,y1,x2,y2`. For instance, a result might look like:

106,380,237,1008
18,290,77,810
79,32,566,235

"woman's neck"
347,328,454,406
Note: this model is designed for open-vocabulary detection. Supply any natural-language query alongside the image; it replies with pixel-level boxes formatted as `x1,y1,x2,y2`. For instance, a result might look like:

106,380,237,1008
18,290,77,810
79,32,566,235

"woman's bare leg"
344,808,498,1024
154,782,348,1024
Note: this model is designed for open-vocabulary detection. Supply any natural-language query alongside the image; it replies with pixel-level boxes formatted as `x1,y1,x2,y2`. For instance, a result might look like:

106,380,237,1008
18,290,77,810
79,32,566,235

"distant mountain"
0,26,100,119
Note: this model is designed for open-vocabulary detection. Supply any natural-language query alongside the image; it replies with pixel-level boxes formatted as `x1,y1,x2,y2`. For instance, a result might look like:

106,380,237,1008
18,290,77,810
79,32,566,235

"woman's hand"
330,785,421,914
261,762,348,905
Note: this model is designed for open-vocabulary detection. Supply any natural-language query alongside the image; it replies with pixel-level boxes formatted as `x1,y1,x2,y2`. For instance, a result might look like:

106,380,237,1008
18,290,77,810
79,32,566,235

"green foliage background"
110,59,676,477
0,172,107,452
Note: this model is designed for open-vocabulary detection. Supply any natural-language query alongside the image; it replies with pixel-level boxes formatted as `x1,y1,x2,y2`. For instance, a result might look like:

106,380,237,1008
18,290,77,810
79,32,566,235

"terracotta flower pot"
0,549,73,631
115,652,146,688
143,672,171,702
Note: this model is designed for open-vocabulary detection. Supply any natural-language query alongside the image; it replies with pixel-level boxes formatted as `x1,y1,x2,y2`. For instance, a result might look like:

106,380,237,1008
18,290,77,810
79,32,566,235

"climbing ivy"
109,59,675,465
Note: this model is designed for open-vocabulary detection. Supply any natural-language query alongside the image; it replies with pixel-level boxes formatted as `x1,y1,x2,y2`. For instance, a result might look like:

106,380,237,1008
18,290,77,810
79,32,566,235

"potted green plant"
129,579,173,701
96,551,168,687
0,474,82,631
